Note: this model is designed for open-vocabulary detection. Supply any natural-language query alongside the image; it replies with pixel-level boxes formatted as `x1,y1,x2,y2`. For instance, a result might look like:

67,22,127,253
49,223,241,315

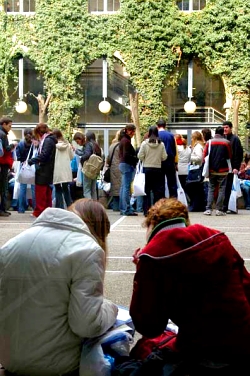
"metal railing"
168,106,226,124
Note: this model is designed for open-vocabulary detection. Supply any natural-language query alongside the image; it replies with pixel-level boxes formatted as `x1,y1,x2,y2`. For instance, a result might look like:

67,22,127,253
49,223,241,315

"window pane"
23,0,35,12
88,0,103,12
183,0,189,10
108,0,120,11
5,0,19,12
193,0,200,10
200,0,206,9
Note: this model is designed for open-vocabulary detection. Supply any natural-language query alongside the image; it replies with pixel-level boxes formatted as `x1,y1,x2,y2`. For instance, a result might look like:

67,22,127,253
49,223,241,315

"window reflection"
5,0,35,12
177,0,206,11
88,0,120,12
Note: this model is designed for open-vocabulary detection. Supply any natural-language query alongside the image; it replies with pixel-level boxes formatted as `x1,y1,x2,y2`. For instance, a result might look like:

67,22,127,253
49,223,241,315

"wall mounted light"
15,58,27,114
98,56,111,114
184,59,196,114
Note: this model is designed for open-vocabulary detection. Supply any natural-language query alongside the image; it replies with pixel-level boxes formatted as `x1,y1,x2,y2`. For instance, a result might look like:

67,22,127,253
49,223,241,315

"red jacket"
130,219,250,361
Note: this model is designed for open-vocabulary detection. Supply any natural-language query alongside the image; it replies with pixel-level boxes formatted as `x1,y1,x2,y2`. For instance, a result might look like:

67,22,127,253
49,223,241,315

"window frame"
5,0,35,14
88,0,120,14
177,0,206,12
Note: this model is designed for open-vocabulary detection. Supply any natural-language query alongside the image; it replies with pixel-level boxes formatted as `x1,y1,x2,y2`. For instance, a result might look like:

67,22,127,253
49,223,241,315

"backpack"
82,152,104,179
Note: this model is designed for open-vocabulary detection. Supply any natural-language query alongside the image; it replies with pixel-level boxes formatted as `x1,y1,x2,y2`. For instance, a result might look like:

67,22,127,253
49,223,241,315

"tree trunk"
37,93,52,123
233,99,240,136
129,92,141,147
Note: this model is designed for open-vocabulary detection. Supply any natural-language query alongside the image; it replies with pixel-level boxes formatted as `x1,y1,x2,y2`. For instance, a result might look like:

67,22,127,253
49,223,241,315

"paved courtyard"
1,208,250,309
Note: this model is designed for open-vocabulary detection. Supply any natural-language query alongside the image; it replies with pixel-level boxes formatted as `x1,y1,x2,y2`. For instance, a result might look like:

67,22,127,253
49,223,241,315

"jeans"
18,184,35,213
240,184,250,209
54,183,72,209
83,175,97,200
119,163,135,215
206,174,227,211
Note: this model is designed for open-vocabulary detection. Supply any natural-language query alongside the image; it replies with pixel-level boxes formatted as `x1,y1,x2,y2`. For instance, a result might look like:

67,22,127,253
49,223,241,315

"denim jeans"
119,163,135,215
54,183,72,209
206,174,227,211
240,184,250,209
83,175,97,200
18,183,36,213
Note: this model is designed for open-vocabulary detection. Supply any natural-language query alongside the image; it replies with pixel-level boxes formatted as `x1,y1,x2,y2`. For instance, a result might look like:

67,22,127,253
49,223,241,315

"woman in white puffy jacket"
0,199,118,376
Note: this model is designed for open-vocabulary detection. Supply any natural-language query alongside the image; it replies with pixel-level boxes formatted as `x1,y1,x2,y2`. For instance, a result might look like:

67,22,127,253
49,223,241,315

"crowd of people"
1,116,250,375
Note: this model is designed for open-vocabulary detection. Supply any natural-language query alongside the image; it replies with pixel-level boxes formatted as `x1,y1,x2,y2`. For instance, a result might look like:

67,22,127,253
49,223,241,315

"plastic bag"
228,174,242,212
133,161,146,196
17,162,35,185
176,173,187,206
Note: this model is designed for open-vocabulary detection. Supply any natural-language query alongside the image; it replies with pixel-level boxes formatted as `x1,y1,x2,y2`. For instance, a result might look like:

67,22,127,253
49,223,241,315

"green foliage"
0,0,249,134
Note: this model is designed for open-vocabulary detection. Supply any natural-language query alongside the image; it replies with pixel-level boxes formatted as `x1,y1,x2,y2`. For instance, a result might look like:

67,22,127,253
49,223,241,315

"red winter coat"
130,220,250,362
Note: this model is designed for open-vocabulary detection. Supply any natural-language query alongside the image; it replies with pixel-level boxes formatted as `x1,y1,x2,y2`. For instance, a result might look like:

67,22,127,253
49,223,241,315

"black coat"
29,134,57,185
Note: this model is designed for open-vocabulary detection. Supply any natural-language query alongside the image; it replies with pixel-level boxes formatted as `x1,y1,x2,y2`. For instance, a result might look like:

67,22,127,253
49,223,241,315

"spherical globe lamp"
15,100,28,114
184,100,196,114
98,100,111,114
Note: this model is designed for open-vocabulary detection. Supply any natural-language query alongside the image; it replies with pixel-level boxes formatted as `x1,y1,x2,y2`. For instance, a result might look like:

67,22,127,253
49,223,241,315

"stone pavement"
1,208,250,309
0,208,250,374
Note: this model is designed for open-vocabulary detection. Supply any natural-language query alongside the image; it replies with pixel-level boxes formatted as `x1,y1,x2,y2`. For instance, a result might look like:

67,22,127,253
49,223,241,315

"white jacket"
138,139,167,168
177,145,191,175
53,140,74,184
0,208,117,376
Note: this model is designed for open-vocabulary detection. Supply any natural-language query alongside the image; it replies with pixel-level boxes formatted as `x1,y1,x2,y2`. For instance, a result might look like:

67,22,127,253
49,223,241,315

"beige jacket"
138,139,167,168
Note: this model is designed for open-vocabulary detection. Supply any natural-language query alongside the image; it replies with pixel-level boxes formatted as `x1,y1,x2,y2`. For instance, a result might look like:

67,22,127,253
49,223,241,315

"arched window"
177,0,206,11
88,0,120,13
5,0,35,13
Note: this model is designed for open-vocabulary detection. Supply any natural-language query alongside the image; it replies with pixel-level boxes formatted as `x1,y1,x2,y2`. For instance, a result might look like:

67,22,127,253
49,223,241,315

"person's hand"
132,248,142,265
27,159,33,166
233,169,239,174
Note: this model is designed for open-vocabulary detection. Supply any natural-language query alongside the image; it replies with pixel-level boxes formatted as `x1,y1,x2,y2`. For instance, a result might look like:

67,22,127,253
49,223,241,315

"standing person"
238,153,250,210
15,128,36,213
119,124,138,216
201,128,212,207
138,125,167,216
80,131,102,200
156,118,178,198
174,134,191,192
0,199,118,376
0,117,15,217
203,126,232,216
222,120,243,214
52,129,74,209
130,198,250,374
185,131,206,212
28,123,57,218
106,130,122,211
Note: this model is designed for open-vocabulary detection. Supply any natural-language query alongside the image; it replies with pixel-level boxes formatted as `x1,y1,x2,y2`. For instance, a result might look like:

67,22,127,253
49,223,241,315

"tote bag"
228,174,242,212
133,161,146,196
17,146,35,185
176,172,188,206
202,140,211,178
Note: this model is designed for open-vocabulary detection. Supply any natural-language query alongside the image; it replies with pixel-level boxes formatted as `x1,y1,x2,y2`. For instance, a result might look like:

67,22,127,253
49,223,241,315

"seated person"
0,199,118,376
130,198,250,374
238,152,250,209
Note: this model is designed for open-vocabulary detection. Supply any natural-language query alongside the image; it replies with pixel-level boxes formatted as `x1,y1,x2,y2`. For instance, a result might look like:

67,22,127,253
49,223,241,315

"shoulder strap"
109,143,119,166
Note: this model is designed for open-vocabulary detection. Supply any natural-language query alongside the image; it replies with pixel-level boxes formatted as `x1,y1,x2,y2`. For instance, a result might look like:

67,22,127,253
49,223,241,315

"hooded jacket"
138,139,167,168
130,218,250,362
0,208,117,376
53,140,74,184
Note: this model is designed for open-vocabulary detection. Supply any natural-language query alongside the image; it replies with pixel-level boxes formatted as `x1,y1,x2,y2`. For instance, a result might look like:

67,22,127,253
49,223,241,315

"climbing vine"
0,0,249,139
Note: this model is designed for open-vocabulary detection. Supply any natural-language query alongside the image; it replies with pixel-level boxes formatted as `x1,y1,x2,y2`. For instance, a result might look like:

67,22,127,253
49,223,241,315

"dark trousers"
54,183,72,209
223,173,234,212
0,164,9,212
143,167,165,215
162,160,177,198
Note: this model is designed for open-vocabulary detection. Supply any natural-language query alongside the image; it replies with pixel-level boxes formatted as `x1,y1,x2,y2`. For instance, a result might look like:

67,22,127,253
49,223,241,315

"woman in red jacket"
130,198,250,372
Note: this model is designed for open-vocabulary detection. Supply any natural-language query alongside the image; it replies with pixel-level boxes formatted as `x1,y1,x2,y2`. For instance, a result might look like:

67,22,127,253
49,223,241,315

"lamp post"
184,59,196,114
98,56,111,114
15,58,27,114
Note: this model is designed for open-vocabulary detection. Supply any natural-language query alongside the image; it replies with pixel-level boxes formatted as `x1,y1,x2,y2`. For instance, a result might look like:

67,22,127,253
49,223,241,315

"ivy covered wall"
0,0,249,139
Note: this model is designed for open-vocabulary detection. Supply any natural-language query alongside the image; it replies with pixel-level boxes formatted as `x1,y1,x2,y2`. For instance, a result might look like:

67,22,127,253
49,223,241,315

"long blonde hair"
68,199,110,261
191,131,205,148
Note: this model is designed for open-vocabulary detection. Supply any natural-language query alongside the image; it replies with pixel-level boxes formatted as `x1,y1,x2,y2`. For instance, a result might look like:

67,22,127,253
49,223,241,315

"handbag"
202,140,211,178
133,161,146,196
176,172,188,206
104,143,119,183
17,146,35,185
186,165,204,184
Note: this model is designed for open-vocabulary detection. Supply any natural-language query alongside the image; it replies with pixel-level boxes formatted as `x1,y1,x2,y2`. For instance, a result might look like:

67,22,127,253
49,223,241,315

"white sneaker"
203,210,212,215
216,210,226,216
